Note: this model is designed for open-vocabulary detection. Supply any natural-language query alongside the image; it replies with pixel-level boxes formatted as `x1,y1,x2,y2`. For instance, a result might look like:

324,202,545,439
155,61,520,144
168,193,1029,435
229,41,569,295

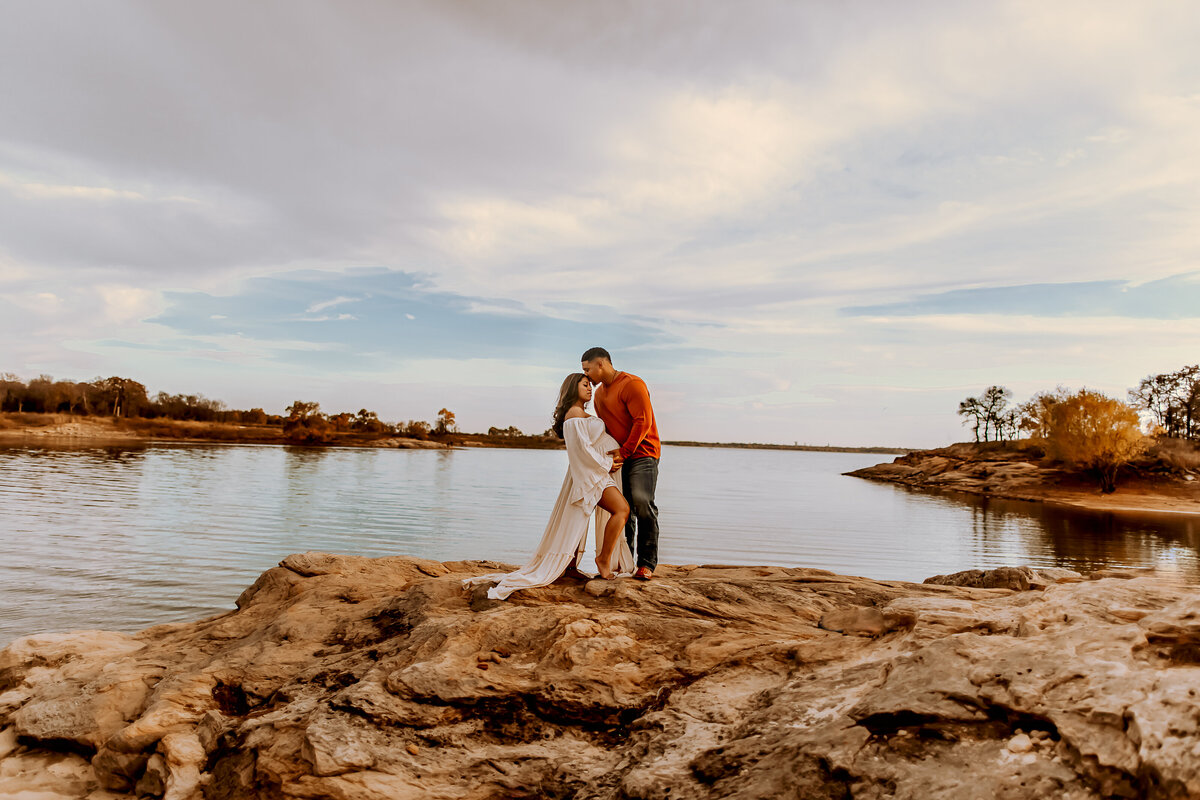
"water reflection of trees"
961,493,1200,577
283,445,331,470
8,441,151,465
280,446,334,533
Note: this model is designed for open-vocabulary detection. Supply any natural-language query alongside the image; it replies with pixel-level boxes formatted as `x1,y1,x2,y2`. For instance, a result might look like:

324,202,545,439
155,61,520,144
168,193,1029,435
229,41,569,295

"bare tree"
1129,365,1200,439
958,386,1012,442
979,385,1013,442
957,396,984,442
1129,372,1179,433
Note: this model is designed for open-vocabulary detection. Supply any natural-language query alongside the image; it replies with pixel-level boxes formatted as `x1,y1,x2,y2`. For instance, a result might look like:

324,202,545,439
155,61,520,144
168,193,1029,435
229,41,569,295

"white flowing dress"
466,415,635,600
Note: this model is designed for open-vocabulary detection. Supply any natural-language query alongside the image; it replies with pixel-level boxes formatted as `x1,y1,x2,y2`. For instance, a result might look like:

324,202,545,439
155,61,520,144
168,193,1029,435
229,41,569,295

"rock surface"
2,552,1200,798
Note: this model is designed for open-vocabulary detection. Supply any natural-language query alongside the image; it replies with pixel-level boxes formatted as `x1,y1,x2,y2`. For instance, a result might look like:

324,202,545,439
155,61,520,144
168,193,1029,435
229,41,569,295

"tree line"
957,364,1200,493
0,372,467,444
280,401,459,444
0,373,260,422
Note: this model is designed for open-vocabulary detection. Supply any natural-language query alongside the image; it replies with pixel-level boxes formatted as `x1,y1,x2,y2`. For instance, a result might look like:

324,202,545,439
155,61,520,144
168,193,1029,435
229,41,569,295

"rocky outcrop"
2,553,1200,799
846,443,1056,499
848,442,1200,514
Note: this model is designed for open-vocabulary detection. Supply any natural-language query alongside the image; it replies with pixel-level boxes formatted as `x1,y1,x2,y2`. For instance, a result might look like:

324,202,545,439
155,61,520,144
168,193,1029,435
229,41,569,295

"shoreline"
0,414,909,454
0,416,453,449
848,441,1200,517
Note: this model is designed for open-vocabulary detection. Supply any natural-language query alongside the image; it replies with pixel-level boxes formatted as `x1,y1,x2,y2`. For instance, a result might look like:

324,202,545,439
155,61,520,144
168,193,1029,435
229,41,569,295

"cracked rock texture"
2,553,1199,799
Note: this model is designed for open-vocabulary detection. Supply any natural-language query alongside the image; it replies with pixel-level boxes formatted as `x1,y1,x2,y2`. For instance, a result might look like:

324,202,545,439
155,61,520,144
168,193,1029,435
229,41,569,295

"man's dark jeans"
621,456,659,570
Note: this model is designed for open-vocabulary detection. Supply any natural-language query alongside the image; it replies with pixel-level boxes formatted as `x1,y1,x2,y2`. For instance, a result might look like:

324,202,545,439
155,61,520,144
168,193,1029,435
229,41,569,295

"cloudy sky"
3,1,1200,446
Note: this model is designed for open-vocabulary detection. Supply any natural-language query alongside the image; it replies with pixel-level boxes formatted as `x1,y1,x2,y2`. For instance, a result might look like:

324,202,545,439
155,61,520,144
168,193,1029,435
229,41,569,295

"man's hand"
607,449,624,473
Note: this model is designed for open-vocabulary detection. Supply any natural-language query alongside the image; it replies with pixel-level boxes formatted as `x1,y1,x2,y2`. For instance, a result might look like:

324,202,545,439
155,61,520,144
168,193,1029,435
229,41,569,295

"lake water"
2,441,1199,645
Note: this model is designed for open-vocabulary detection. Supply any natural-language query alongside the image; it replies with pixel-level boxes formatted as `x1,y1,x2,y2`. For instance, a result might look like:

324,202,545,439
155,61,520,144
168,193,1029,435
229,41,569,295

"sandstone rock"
1031,566,1085,585
1,554,1199,798
159,731,205,800
925,566,1031,590
1090,567,1157,580
135,753,167,796
1008,732,1033,753
1108,605,1151,622
92,745,151,791
0,726,17,759
923,565,1082,591
468,581,502,611
0,750,96,798
584,579,618,598
818,606,888,636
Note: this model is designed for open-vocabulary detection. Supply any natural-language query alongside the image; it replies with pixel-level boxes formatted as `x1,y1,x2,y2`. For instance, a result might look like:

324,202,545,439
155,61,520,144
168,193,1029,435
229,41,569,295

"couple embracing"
470,347,661,600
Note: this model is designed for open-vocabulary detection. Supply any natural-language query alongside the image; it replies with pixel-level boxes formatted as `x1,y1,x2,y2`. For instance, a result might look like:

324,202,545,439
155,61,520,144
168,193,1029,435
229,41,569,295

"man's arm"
618,380,654,460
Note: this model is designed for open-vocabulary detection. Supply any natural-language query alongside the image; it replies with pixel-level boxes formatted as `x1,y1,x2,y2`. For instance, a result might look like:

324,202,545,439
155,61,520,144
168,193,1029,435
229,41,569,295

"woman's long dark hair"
551,373,588,439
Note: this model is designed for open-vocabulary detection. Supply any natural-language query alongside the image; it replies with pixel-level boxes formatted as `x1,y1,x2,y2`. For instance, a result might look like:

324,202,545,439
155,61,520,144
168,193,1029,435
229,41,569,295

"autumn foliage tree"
401,420,431,439
487,425,523,437
1015,387,1071,439
434,408,457,435
92,376,149,417
1023,389,1145,493
283,400,329,444
352,409,387,434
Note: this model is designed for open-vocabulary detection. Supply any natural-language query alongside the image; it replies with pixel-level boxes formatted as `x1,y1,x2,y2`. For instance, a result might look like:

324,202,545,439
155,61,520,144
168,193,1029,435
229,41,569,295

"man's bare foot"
633,566,653,581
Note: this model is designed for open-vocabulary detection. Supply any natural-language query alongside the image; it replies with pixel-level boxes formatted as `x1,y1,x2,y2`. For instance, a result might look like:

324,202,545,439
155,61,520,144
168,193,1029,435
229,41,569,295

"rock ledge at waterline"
2,554,1199,799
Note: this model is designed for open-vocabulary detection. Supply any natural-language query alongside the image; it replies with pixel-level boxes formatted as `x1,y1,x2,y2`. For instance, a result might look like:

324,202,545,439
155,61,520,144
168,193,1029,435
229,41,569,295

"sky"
3,1,1200,447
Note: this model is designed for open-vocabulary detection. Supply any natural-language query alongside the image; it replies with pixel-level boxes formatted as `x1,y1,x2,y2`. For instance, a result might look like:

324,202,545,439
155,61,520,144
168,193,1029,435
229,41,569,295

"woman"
467,373,634,600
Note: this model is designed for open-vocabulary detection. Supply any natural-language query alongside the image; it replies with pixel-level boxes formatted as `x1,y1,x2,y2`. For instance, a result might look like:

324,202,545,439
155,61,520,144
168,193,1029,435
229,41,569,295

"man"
581,346,661,580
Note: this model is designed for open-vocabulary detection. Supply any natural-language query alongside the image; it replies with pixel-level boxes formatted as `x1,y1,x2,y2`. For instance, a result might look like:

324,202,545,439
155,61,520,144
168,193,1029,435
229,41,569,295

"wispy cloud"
843,273,1200,319
305,296,360,314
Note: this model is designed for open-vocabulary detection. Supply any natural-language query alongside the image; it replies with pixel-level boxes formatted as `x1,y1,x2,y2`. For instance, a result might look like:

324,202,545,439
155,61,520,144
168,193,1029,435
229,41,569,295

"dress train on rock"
465,416,634,600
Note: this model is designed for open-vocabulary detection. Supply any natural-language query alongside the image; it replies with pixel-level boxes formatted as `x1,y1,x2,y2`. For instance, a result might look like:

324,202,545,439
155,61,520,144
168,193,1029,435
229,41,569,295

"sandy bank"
2,553,1199,798
847,442,1200,516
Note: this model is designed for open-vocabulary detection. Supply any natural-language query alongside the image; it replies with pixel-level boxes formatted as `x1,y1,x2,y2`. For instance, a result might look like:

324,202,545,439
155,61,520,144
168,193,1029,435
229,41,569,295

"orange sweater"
594,372,661,461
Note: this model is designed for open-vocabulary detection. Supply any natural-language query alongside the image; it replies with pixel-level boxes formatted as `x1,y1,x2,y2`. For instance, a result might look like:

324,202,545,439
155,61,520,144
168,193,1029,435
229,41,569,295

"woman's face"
577,377,593,403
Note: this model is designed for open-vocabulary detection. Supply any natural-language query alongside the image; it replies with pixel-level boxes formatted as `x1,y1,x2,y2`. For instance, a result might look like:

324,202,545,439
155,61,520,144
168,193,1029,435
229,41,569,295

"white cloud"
11,181,144,201
95,286,162,324
305,296,359,313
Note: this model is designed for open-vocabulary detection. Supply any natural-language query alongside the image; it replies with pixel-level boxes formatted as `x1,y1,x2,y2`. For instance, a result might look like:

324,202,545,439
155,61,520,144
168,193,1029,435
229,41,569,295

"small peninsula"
848,441,1200,516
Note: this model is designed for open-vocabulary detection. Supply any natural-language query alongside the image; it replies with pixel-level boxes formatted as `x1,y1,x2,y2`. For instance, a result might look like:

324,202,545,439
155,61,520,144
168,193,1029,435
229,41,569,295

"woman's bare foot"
597,565,616,580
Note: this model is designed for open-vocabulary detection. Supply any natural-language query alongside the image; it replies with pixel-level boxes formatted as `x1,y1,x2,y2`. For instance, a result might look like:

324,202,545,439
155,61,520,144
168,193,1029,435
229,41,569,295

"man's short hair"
580,346,611,363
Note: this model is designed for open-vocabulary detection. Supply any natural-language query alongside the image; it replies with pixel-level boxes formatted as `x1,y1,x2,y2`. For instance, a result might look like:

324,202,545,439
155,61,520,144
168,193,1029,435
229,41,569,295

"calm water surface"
3,441,1199,644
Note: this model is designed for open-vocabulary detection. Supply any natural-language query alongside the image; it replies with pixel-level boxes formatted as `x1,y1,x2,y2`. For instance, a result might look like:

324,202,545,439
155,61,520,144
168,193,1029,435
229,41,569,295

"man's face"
581,359,606,385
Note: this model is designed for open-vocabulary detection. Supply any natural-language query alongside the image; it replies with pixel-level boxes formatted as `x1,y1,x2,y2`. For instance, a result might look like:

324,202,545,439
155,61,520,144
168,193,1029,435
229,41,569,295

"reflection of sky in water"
1,443,1198,644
